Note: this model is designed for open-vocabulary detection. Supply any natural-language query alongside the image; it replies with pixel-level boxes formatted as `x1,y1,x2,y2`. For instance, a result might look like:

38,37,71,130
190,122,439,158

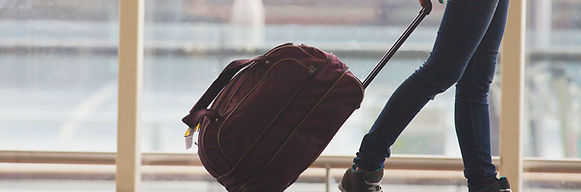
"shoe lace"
364,180,383,192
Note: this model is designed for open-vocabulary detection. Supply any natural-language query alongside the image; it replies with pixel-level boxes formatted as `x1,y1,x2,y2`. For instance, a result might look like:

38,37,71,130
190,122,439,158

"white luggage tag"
184,123,200,150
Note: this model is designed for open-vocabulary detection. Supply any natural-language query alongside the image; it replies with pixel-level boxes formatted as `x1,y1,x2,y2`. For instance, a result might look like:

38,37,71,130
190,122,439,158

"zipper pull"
308,65,317,76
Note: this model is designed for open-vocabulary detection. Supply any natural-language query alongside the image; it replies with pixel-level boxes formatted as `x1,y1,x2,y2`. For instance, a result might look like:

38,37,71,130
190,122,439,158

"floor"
0,180,579,192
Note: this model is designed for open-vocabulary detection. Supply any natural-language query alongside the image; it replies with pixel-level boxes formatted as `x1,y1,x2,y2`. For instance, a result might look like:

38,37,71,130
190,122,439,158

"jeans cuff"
353,152,386,171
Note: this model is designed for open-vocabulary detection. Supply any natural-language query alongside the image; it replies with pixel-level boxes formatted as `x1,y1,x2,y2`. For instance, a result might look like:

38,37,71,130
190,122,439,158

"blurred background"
0,0,580,191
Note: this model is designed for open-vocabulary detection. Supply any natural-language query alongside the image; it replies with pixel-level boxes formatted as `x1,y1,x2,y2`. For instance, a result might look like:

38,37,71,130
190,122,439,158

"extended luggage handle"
184,1,433,130
362,0,432,89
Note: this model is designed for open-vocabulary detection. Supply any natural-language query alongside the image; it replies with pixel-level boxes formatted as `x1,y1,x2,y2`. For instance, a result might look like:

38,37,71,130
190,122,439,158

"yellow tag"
185,123,201,137
194,123,200,132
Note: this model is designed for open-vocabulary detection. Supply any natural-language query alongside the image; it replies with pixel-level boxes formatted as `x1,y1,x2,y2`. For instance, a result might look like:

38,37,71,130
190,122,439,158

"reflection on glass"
141,0,477,156
524,0,581,159
0,0,119,151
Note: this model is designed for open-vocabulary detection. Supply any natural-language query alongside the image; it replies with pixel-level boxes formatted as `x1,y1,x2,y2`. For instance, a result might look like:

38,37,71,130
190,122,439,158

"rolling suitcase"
182,2,432,191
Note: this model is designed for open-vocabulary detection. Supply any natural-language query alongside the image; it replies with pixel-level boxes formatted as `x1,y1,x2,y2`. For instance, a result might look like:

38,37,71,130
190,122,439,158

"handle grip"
420,0,433,15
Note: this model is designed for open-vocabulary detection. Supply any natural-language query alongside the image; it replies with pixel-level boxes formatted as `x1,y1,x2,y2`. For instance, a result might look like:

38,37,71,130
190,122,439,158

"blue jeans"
353,0,509,190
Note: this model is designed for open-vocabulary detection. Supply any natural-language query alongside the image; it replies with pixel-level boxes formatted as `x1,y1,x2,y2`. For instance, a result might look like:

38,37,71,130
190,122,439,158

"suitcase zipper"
345,73,365,108
263,70,348,170
236,70,348,188
213,61,258,113
220,59,315,114
216,62,316,181
215,58,316,164
264,44,318,59
213,44,320,113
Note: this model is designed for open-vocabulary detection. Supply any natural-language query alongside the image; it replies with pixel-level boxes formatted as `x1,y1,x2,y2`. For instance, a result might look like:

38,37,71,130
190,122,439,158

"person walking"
338,0,512,191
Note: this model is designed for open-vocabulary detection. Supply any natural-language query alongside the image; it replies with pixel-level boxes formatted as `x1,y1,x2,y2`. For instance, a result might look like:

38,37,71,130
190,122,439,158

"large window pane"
0,0,118,151
141,0,507,157
524,0,581,159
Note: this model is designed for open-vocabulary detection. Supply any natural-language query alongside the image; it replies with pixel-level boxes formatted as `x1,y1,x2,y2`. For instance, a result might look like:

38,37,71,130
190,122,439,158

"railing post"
325,164,332,192
117,0,144,191
500,0,526,191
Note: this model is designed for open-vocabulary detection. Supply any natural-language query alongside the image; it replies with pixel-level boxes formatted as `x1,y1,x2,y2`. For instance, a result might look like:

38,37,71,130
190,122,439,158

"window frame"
0,0,558,191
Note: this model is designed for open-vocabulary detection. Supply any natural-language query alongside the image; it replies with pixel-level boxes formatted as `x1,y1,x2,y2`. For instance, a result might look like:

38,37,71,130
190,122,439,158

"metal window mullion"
499,0,526,191
117,0,144,192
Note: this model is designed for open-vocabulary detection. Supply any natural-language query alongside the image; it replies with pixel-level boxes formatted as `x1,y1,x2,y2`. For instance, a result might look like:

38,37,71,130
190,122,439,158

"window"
2,0,580,191
0,0,119,151
524,0,581,159
141,0,476,157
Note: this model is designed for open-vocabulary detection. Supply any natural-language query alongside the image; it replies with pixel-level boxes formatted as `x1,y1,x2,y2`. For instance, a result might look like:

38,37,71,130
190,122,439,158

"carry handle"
182,42,291,129
362,1,431,89
182,58,254,128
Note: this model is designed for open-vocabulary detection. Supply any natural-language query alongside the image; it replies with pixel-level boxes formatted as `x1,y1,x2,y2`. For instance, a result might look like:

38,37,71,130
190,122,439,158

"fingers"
419,0,427,8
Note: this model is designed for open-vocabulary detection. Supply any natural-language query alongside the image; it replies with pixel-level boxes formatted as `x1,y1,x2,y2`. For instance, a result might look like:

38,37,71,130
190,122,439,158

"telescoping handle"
362,0,432,89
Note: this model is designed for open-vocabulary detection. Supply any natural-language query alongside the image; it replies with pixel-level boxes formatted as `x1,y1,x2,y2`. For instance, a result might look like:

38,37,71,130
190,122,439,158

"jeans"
353,0,509,190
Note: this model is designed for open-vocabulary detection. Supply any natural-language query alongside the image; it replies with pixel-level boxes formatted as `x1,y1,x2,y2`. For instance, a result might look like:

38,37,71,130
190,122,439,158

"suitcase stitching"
217,62,259,114
264,44,318,59
214,44,317,127
263,70,349,170
236,70,349,190
216,58,315,165
344,72,365,108
198,116,221,177
215,59,316,181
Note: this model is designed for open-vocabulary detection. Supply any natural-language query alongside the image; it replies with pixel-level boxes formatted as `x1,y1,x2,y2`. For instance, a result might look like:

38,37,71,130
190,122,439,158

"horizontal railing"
1,43,580,62
2,151,581,173
2,151,581,191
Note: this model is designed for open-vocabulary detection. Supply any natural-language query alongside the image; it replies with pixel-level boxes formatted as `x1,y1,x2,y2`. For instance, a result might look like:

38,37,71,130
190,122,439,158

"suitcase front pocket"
215,58,317,178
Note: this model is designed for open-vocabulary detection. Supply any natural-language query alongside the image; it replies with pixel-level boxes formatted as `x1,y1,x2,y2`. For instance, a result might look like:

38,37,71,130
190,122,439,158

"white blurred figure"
230,0,265,51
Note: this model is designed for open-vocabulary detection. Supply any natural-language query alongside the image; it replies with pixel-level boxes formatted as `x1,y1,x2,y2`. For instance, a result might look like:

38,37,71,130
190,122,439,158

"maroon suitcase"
182,4,432,192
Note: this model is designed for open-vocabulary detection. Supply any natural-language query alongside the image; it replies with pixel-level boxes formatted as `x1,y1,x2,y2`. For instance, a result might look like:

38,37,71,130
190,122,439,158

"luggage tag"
184,123,200,150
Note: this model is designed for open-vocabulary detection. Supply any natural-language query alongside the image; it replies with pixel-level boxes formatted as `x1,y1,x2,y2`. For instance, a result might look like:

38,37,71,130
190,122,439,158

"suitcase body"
185,43,364,191
183,4,431,191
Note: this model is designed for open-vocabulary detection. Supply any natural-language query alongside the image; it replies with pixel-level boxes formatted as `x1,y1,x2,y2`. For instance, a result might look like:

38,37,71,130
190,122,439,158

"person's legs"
454,0,509,190
353,0,501,171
